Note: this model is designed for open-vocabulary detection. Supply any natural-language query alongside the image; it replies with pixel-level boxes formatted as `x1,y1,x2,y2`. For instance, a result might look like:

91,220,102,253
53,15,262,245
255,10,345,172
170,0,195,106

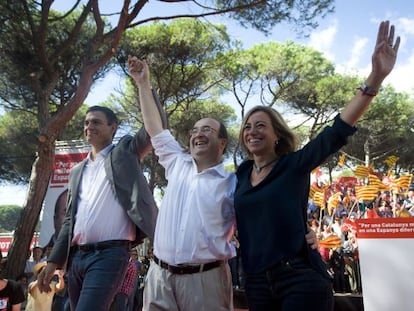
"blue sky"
81,0,414,106
1,0,414,205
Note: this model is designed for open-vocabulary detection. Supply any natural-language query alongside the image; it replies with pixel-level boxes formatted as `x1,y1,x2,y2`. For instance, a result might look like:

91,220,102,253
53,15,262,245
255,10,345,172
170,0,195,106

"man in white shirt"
129,57,236,310
37,96,166,310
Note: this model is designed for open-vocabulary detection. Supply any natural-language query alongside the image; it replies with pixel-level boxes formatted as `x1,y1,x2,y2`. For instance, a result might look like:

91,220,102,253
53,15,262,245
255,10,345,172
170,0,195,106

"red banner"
0,235,39,255
50,152,87,188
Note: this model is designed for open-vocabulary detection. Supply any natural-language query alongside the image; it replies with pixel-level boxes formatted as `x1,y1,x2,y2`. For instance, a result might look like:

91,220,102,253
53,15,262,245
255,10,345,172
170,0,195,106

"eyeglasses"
189,125,217,136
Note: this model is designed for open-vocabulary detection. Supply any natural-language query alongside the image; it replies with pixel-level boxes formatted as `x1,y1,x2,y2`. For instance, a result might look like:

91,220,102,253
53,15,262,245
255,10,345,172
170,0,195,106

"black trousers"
244,258,333,311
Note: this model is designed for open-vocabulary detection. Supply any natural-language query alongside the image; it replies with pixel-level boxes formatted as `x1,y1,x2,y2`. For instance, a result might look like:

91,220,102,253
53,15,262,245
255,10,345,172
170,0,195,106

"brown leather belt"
74,240,130,252
153,255,224,275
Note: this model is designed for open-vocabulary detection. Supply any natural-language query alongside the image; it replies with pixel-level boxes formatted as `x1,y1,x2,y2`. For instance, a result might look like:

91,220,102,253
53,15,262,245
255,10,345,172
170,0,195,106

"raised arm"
340,20,400,126
128,56,164,137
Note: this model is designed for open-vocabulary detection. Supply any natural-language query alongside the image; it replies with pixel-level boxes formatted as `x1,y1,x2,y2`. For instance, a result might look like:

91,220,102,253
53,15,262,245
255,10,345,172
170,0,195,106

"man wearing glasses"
128,56,236,310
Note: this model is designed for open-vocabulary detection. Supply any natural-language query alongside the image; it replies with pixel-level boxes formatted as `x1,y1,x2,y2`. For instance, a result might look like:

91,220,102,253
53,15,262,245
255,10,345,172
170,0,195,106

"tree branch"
128,0,266,28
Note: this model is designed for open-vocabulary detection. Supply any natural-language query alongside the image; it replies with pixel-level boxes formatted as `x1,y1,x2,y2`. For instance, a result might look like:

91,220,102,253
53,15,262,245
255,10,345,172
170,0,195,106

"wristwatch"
358,82,378,97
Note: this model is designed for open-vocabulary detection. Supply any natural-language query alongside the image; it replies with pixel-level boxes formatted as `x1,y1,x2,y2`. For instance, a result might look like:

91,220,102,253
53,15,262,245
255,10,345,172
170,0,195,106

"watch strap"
357,82,378,97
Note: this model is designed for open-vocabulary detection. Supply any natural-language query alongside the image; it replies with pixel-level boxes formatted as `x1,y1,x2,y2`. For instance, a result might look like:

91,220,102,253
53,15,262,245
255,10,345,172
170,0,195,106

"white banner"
357,218,414,311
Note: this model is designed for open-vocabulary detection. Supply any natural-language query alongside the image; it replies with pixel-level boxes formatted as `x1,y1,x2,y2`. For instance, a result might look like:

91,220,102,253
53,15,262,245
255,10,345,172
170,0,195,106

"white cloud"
346,37,369,70
388,49,414,94
396,17,414,36
308,20,338,61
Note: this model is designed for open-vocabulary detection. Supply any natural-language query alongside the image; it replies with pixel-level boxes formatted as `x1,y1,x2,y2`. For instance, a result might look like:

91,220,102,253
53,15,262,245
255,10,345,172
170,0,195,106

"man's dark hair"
218,121,228,140
86,106,118,125
218,121,228,154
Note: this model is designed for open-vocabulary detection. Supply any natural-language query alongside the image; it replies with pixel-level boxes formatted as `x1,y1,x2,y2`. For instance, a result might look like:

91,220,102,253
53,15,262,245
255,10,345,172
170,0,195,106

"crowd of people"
0,20,402,311
307,181,413,294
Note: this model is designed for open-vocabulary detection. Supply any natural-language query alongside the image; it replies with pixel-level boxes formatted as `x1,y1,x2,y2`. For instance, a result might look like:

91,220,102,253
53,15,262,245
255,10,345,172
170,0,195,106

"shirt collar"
189,157,228,178
87,143,114,161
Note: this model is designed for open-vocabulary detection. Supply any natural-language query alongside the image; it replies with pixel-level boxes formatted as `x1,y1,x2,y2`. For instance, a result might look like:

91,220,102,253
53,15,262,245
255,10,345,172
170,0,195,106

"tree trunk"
4,137,55,279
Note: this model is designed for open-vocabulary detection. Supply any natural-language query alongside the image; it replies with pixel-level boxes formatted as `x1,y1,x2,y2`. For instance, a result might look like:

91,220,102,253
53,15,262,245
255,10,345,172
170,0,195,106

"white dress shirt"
151,130,236,265
72,144,135,244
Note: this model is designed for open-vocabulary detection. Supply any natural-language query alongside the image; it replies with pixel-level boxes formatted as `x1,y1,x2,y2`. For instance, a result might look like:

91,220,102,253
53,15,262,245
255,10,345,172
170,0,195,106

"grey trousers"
143,260,233,311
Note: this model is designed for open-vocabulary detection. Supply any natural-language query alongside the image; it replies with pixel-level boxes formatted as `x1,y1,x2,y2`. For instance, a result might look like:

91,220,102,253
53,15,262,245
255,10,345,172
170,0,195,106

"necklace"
253,158,278,174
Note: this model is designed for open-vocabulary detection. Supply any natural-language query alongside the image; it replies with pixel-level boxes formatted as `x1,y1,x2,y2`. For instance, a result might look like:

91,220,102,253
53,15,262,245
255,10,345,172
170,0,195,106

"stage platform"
234,290,364,311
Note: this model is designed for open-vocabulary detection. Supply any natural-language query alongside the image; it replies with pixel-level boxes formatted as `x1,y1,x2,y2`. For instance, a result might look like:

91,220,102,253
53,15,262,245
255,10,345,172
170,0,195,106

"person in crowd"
0,277,25,311
330,247,346,293
233,20,400,311
26,262,64,311
0,257,26,311
332,217,345,243
129,248,144,311
24,247,45,283
343,255,357,293
37,90,167,311
15,274,28,311
51,272,69,311
128,56,318,311
111,251,138,311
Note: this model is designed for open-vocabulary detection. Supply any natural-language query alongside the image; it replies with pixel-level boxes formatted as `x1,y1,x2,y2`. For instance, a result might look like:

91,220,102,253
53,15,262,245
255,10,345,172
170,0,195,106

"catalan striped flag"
309,183,320,199
319,234,342,249
313,191,325,209
327,192,342,210
384,155,399,167
354,165,370,178
368,174,389,191
355,185,378,202
327,191,342,216
396,174,413,190
390,174,413,194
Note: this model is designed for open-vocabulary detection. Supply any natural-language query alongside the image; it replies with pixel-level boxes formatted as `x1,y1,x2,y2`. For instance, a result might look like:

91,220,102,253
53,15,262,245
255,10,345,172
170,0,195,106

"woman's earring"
274,139,279,151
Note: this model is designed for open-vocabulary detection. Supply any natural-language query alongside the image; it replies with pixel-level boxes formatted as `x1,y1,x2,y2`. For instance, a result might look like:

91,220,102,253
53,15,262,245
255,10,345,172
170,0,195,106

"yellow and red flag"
327,192,342,210
313,191,325,209
368,174,389,191
354,165,370,178
319,234,342,249
396,174,412,190
384,155,399,167
309,183,320,199
355,185,378,202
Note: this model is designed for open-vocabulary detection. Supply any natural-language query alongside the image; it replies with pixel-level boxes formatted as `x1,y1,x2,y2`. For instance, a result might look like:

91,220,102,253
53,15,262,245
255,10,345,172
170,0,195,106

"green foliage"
0,205,22,232
0,111,38,183
119,19,231,104
0,107,87,183
343,85,414,173
0,6,112,112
